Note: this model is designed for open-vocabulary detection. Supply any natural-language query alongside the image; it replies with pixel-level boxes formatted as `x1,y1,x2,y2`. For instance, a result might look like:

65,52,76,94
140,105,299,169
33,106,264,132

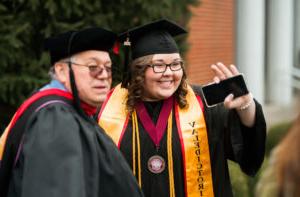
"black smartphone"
202,74,249,107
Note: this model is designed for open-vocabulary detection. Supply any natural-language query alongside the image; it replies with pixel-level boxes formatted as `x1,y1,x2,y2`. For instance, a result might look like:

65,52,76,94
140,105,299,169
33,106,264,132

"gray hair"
48,66,56,80
48,56,77,80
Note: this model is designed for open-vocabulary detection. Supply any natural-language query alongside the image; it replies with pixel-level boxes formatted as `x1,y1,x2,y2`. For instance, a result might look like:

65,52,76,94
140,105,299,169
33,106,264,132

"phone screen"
202,74,249,107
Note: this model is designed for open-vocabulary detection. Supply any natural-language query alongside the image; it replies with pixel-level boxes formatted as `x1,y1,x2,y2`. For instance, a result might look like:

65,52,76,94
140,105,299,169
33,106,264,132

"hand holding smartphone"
202,74,249,107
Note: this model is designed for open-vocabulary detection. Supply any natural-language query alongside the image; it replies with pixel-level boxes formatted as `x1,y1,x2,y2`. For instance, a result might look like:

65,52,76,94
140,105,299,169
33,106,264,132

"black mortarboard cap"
119,19,187,59
119,19,187,87
45,27,117,64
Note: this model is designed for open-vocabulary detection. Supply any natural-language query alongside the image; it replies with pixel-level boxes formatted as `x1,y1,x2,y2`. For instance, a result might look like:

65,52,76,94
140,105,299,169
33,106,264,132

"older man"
0,27,143,197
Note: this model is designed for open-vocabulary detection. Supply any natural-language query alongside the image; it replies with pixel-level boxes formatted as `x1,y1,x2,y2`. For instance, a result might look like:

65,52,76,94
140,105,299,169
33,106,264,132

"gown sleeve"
224,99,266,176
192,85,266,177
14,104,87,197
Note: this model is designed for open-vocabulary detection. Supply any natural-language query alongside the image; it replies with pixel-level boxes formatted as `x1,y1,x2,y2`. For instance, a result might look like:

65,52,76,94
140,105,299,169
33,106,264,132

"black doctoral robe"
119,86,266,197
4,93,144,197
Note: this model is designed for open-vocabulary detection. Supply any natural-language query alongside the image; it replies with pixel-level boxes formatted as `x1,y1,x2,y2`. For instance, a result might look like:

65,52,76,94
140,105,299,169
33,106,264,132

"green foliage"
265,121,292,156
229,156,269,197
229,161,250,197
0,0,199,128
230,121,292,196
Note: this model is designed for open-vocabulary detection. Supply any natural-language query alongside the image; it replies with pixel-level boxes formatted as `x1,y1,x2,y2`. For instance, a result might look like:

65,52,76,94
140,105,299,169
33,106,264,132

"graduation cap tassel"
121,36,131,88
67,32,90,121
68,65,89,120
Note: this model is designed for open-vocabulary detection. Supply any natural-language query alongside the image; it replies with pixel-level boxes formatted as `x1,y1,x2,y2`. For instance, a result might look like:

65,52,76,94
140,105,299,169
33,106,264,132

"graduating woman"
99,19,266,197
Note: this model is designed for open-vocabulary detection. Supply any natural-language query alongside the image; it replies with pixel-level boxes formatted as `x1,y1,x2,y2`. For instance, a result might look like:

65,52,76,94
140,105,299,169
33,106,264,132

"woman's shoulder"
190,84,203,96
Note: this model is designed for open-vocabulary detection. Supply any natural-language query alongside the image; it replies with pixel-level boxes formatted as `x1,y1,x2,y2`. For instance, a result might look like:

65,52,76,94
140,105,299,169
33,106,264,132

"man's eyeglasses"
64,61,112,77
146,60,184,73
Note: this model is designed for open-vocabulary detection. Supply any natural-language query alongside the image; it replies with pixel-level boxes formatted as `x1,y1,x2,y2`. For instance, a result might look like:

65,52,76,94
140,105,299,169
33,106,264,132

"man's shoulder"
11,89,75,129
0,90,75,188
28,89,73,105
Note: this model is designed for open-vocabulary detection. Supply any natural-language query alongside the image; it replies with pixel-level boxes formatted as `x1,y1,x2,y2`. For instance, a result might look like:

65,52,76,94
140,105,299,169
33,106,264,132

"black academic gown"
119,86,266,197
6,96,144,197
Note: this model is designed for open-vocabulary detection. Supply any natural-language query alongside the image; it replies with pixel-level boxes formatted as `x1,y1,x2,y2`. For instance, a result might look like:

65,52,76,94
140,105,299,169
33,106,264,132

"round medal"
147,155,165,174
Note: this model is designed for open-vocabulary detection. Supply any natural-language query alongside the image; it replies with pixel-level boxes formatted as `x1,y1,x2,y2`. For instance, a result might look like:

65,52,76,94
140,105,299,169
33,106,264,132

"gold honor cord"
132,110,175,197
132,111,142,187
167,112,175,197
132,112,136,176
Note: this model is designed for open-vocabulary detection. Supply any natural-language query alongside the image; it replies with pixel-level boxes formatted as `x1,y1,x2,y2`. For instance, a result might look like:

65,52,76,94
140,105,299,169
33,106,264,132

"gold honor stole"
0,117,15,160
99,84,214,197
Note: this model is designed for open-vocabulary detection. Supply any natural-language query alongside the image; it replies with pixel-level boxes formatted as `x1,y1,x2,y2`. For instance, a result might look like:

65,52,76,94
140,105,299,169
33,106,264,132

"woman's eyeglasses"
146,60,184,73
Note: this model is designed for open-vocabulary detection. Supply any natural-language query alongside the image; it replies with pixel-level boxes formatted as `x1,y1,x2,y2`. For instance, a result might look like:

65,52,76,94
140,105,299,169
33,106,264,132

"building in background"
186,0,235,86
186,0,300,108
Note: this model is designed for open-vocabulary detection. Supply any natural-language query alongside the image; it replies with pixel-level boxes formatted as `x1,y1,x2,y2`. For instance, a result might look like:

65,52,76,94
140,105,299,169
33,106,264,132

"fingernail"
225,94,232,102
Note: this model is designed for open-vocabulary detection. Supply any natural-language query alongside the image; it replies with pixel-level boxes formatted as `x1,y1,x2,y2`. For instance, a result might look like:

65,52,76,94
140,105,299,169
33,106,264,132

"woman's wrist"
239,93,253,111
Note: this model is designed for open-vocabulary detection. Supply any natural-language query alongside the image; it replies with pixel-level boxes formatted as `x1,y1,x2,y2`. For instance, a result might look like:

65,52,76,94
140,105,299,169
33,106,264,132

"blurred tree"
0,0,199,131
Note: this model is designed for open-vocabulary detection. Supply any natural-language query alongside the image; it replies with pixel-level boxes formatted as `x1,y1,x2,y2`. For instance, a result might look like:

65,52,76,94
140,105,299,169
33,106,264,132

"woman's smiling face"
142,53,183,101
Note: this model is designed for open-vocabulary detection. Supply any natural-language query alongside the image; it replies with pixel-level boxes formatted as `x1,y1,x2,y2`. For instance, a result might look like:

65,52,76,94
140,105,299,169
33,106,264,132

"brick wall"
186,0,235,85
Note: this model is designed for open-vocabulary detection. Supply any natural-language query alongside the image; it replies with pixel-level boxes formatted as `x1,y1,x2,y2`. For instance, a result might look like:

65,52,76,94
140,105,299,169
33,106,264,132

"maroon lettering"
192,126,206,194
194,141,200,148
197,163,203,169
197,177,204,183
192,128,198,135
189,121,196,128
198,169,203,176
200,190,204,196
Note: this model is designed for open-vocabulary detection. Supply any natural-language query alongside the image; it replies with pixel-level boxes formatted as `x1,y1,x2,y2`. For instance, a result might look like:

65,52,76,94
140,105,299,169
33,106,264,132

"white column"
267,0,294,105
295,0,300,69
236,0,265,103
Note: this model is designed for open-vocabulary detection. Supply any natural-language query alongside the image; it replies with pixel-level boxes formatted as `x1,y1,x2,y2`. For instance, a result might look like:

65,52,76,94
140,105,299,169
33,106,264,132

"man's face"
62,50,112,107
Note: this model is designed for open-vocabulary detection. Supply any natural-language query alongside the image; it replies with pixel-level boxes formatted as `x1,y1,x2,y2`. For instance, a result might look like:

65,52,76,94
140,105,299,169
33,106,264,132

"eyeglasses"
146,60,184,73
64,61,112,77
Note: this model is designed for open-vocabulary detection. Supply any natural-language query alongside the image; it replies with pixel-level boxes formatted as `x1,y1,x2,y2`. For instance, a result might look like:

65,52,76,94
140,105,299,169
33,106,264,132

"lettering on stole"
189,121,205,196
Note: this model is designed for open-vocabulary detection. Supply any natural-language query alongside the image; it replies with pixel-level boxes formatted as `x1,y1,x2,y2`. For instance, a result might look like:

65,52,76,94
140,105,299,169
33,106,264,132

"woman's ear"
54,62,69,84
